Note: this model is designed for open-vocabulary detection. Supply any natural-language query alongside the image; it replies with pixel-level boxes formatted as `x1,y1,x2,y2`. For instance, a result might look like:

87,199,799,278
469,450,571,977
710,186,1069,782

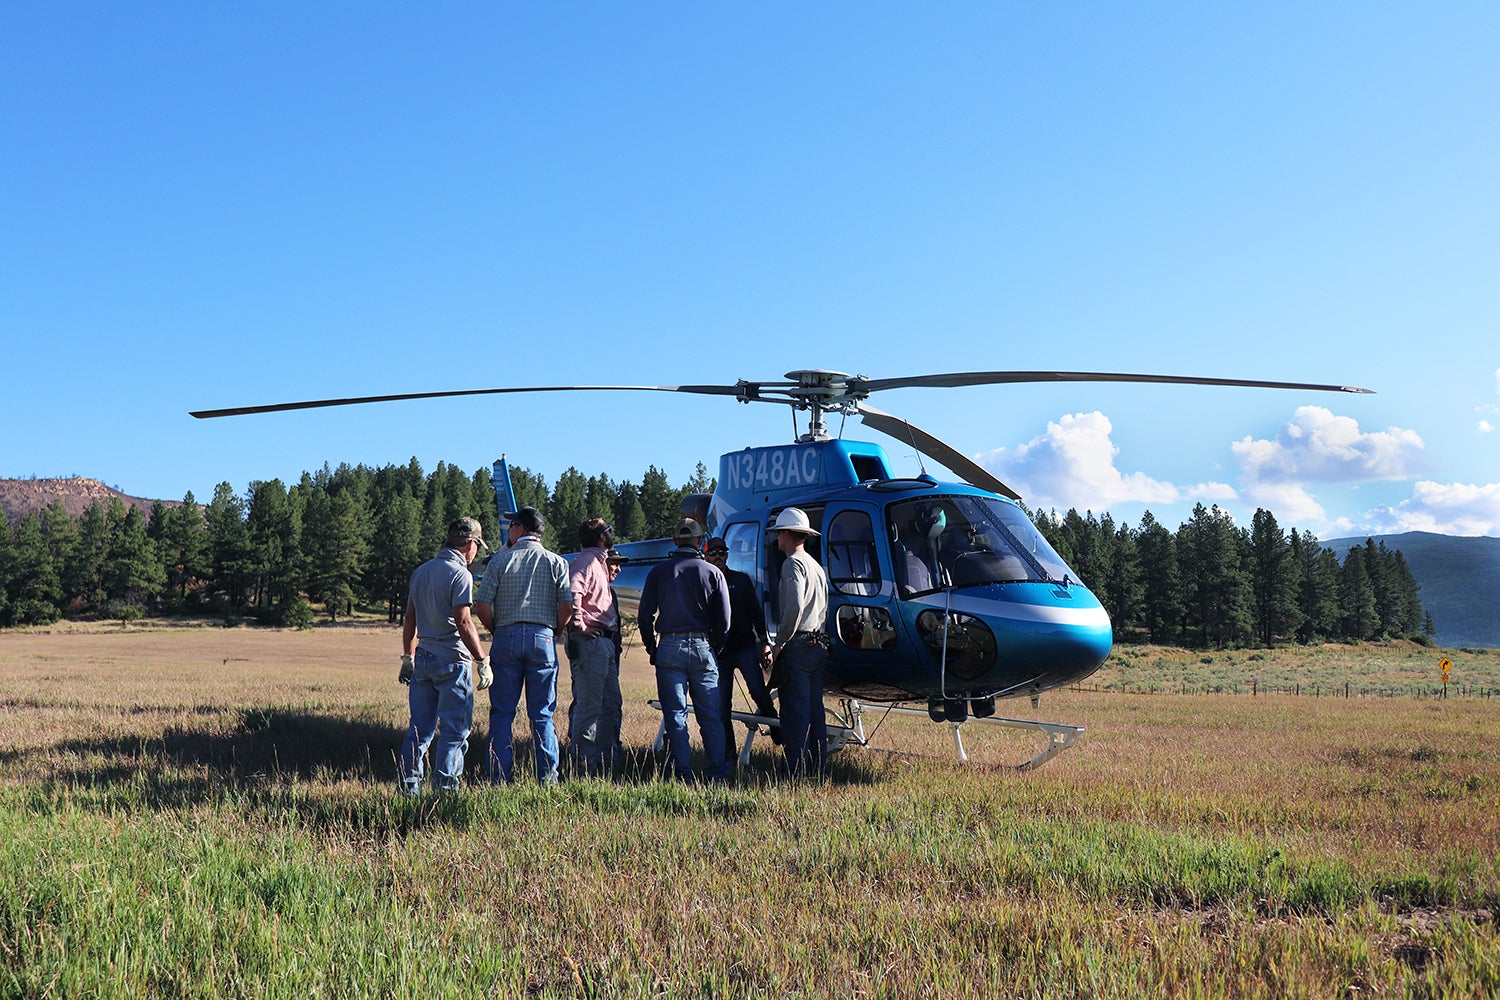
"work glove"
398,654,414,685
475,656,494,691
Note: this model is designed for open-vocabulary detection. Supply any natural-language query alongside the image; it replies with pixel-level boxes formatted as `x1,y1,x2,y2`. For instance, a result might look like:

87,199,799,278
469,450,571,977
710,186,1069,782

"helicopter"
192,368,1372,768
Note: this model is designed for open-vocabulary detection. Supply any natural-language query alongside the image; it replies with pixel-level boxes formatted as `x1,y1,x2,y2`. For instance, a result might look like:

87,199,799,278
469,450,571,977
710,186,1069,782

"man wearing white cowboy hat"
762,507,829,778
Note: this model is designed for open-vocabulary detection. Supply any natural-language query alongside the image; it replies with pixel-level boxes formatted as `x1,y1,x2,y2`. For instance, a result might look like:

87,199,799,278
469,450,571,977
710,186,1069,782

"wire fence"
1069,681,1500,699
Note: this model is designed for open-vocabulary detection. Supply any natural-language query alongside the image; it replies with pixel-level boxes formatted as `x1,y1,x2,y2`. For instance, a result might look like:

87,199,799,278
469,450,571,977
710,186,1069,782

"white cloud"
1480,419,1494,434
1231,405,1425,488
1360,481,1500,536
977,411,1189,513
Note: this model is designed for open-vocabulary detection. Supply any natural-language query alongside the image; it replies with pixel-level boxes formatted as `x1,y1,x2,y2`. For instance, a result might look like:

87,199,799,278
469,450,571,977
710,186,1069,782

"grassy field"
1,621,1496,998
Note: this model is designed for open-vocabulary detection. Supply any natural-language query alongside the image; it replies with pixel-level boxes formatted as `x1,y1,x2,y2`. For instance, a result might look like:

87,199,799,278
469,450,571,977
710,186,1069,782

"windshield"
887,495,1074,592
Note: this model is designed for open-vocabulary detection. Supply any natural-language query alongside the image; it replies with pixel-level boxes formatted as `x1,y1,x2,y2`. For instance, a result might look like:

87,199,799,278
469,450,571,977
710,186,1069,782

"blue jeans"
487,623,560,784
778,639,828,779
718,644,776,759
566,631,622,776
400,647,474,793
655,635,729,782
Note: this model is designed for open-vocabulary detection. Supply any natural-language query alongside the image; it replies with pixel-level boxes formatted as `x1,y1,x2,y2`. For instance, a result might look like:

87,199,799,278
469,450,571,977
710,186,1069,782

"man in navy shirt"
637,518,731,782
705,535,776,762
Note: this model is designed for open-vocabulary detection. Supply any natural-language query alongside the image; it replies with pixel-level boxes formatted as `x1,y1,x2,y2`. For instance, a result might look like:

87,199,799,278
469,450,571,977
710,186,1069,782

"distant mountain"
0,477,170,529
1324,532,1500,648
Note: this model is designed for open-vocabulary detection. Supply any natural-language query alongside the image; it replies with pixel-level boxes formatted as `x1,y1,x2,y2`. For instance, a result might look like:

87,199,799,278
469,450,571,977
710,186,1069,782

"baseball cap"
705,536,729,555
447,516,489,552
505,506,545,533
673,517,704,541
605,547,629,564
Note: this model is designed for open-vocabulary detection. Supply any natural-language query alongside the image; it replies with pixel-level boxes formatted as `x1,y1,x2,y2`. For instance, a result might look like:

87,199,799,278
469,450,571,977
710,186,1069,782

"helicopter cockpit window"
888,496,1071,591
825,510,881,597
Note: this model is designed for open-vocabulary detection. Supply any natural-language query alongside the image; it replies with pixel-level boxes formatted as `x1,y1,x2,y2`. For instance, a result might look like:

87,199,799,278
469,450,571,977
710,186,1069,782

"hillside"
1324,531,1500,648
0,478,169,528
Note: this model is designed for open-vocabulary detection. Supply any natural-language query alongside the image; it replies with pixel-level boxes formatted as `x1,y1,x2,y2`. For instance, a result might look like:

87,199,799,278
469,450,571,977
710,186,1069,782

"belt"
662,630,709,638
502,621,553,631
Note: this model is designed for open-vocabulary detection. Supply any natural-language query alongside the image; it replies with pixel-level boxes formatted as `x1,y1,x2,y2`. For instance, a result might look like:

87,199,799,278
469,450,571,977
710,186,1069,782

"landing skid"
650,697,1084,771
829,699,1084,770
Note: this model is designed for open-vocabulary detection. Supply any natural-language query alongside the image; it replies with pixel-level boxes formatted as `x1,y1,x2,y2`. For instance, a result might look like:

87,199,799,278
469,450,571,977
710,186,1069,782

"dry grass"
2,621,1497,997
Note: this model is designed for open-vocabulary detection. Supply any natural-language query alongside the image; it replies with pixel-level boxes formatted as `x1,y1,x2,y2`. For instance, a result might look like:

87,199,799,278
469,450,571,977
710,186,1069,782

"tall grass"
1,624,1496,997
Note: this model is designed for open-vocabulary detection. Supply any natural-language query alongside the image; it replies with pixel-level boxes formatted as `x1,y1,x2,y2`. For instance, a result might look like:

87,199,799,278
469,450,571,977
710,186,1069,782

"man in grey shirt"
399,517,493,795
763,507,829,778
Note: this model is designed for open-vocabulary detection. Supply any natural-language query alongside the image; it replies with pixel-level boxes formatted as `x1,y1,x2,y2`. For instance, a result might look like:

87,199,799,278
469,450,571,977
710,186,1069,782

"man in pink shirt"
565,516,623,776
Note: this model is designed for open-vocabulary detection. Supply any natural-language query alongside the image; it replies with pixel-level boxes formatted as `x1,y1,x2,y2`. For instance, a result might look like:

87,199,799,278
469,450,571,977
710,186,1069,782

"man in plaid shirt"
475,506,574,784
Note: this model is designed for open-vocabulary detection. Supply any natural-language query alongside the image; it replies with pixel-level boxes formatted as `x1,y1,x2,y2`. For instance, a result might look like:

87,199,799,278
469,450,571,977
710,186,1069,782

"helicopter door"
823,506,898,653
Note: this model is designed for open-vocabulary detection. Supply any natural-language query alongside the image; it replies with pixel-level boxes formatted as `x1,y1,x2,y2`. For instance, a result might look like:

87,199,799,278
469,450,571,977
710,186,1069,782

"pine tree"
205,481,253,608
104,503,165,609
1135,511,1182,643
470,466,499,548
1290,529,1339,643
0,517,13,625
157,492,210,604
548,467,589,553
1177,504,1252,648
8,513,62,624
1249,508,1303,647
612,480,647,542
1390,550,1424,637
246,479,300,612
638,465,677,539
68,501,111,609
685,461,715,495
304,488,368,621
1338,545,1379,640
1104,519,1142,634
368,492,423,622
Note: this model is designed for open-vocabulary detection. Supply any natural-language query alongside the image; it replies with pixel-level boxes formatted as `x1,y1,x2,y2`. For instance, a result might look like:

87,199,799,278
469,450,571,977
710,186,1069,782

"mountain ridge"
1323,531,1500,648
0,477,170,529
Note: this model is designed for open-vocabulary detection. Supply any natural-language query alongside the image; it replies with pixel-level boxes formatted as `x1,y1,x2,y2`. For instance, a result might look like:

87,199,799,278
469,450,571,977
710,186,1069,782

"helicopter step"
647,697,1083,770
647,698,857,768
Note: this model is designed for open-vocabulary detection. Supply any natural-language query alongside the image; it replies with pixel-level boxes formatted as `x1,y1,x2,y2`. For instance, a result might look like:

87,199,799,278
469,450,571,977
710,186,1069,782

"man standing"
762,507,829,778
475,506,573,784
565,516,623,777
399,517,494,795
637,518,731,783
704,535,777,763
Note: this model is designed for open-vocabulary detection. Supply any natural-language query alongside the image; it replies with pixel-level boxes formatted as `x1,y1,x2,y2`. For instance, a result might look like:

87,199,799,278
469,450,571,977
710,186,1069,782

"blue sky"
4,3,1498,539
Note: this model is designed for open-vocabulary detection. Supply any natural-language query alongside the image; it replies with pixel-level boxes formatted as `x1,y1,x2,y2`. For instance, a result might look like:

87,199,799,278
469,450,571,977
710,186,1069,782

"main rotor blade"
856,402,1023,501
854,371,1375,395
190,383,748,419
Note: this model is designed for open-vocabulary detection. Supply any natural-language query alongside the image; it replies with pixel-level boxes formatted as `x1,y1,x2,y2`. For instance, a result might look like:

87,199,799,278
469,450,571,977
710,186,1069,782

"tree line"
0,458,713,628
0,460,1431,649
1030,504,1433,648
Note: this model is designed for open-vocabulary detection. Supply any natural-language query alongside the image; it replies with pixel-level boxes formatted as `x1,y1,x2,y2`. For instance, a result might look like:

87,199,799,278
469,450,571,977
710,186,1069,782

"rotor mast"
784,369,864,442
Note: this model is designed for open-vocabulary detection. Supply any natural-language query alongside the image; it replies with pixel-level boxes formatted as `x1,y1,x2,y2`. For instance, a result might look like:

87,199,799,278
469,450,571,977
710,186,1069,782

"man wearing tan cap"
398,516,493,795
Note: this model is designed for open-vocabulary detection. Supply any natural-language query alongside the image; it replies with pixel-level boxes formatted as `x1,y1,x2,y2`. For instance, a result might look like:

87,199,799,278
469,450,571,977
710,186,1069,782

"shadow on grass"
37,706,403,787
21,706,887,821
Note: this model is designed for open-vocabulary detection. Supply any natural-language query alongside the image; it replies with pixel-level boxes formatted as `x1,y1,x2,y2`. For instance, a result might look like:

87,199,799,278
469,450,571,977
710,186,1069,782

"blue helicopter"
193,368,1371,767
